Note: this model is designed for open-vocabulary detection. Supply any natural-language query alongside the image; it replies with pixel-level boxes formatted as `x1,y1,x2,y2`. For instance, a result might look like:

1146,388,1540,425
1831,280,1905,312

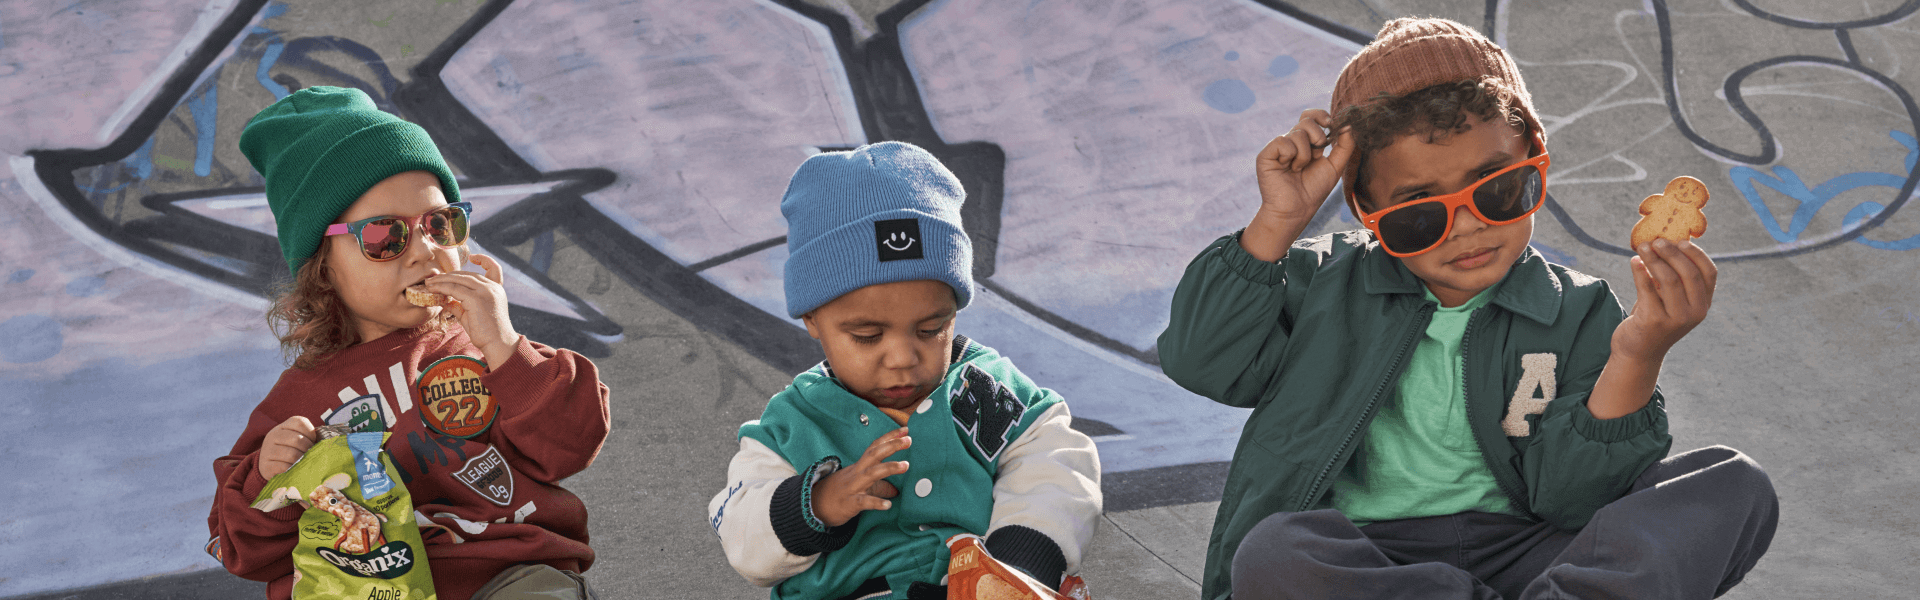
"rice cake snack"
405,286,448,307
253,432,436,599
945,534,1090,600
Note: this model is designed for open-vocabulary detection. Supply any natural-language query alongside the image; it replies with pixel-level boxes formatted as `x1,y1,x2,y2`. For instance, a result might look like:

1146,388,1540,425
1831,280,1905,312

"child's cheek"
437,245,467,272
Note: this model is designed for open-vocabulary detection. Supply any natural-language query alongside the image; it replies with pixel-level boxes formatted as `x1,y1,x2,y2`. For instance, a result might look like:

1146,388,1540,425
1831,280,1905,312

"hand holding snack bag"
252,428,435,599
945,534,1090,600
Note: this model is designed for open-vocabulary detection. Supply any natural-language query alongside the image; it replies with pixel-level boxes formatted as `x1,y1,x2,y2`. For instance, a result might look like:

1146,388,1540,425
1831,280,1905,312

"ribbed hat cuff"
783,208,973,318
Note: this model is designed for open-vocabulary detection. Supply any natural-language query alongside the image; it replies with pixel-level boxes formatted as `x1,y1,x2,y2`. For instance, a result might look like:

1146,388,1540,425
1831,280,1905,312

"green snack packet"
253,431,436,599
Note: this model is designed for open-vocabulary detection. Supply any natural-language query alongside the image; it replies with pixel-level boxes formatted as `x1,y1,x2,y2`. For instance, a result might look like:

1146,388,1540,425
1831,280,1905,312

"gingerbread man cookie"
1630,176,1710,248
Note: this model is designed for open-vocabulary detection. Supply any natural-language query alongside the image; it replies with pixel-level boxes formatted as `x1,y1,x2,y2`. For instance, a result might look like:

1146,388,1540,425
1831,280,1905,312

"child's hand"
427,253,520,369
1256,109,1355,224
1614,238,1718,362
259,416,317,481
811,427,911,528
1244,109,1355,261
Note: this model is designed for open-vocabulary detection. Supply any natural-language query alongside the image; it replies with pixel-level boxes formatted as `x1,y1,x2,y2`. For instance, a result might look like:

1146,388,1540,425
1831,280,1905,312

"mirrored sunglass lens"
427,207,469,246
361,219,407,259
1474,165,1542,221
1378,201,1450,254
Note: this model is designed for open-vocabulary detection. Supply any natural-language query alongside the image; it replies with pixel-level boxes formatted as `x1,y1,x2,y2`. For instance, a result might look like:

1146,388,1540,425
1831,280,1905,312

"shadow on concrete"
6,570,261,600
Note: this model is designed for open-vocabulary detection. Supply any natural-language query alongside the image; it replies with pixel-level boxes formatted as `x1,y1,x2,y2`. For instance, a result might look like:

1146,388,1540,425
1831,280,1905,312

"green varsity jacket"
1157,231,1672,600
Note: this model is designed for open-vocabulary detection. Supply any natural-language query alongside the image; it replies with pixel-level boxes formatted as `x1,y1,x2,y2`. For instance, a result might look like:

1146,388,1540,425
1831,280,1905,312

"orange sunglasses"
1349,144,1551,257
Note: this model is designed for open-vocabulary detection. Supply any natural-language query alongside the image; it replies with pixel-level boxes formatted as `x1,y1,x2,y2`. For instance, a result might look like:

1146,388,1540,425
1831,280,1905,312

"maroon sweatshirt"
207,326,610,600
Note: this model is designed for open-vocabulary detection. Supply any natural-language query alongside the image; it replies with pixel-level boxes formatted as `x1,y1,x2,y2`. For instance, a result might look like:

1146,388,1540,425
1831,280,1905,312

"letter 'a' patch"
874,218,924,262
454,445,514,506
1503,353,1557,437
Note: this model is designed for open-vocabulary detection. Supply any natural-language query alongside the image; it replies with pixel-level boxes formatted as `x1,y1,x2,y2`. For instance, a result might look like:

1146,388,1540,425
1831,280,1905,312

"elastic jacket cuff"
770,457,858,556
985,525,1067,589
1220,231,1290,285
1569,390,1664,442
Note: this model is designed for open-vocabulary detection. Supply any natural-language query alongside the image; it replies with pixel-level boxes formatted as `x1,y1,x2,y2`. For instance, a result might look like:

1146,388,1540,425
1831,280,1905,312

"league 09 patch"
416,355,497,439
454,445,515,506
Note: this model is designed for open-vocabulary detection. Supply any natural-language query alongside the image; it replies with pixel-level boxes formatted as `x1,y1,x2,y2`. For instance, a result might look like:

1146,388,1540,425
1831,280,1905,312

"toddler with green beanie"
707,141,1102,599
205,86,611,600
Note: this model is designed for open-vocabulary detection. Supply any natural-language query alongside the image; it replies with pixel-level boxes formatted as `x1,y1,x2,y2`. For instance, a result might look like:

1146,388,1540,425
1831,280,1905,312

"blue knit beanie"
781,141,972,318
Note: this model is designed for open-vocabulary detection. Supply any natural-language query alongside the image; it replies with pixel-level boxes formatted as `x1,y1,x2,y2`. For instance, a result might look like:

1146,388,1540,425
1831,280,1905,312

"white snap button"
918,524,930,531
915,478,932,497
859,414,869,425
916,399,932,414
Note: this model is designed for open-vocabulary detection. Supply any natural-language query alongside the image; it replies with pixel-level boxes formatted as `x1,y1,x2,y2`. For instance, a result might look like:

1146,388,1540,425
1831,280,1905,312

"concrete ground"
4,0,1919,598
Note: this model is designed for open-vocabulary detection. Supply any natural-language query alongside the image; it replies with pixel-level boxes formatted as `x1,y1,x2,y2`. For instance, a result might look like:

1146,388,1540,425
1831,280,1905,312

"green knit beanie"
239,86,462,276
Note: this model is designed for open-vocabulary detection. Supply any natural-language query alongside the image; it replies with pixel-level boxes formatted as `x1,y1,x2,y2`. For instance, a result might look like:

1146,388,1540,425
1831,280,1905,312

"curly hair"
1332,78,1531,211
268,237,452,369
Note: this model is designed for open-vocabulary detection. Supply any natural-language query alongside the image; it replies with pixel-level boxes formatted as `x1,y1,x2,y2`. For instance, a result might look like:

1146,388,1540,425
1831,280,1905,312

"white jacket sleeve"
988,401,1102,578
708,436,814,587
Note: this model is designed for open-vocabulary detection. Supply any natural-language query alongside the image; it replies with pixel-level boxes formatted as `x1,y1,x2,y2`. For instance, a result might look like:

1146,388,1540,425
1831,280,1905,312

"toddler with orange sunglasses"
1158,18,1776,600
205,86,609,600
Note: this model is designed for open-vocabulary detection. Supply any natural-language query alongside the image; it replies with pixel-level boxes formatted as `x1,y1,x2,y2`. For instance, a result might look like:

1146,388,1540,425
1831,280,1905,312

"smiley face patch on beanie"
874,218,924,262
779,141,973,318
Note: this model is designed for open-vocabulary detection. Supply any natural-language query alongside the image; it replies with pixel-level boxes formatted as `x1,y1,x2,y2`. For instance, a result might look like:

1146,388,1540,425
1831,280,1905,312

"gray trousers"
471,564,599,600
1232,446,1778,600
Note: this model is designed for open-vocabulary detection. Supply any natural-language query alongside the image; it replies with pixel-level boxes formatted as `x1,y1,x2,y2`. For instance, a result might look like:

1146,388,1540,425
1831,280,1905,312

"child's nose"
880,337,920,370
404,227,455,269
1451,203,1487,236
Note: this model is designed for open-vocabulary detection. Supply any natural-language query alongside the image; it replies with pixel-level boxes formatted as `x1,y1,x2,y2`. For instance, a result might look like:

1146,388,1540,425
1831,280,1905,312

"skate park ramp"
1,0,1915,597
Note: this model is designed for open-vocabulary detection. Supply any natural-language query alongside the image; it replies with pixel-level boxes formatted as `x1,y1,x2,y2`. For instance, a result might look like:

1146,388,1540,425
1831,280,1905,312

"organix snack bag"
254,430,435,599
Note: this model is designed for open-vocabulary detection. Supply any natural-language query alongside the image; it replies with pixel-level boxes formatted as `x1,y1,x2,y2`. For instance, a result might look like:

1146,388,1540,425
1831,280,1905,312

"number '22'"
437,397,486,428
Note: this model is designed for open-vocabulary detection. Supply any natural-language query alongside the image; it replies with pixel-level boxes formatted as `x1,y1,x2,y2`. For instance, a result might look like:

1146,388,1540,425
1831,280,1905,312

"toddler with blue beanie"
707,141,1102,599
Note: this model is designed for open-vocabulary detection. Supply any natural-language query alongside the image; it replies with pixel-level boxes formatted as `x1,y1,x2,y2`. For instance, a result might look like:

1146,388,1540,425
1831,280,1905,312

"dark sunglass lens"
1474,165,1542,221
1378,201,1450,254
361,219,407,260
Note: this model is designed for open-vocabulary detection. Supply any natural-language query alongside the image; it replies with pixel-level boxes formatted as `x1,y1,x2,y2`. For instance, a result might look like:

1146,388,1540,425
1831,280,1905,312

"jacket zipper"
1294,303,1434,512
1461,309,1538,519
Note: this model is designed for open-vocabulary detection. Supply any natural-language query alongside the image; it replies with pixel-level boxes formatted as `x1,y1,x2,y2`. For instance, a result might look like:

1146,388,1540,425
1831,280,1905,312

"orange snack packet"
945,534,1090,600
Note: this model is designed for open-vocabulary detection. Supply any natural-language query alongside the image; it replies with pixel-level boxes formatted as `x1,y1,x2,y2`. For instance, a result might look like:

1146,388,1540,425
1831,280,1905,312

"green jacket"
1157,231,1671,600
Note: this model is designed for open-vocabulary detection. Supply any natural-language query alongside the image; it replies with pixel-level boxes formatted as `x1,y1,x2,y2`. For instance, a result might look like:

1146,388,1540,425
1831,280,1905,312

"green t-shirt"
1327,283,1526,526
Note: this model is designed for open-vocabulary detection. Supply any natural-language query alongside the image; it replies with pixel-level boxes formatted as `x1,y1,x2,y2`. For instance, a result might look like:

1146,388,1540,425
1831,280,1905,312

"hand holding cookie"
1614,176,1717,364
425,253,519,368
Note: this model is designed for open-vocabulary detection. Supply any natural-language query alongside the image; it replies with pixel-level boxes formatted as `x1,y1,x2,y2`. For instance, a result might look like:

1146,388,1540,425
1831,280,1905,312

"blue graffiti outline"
1729,130,1920,251
185,77,220,177
256,35,289,99
253,3,292,99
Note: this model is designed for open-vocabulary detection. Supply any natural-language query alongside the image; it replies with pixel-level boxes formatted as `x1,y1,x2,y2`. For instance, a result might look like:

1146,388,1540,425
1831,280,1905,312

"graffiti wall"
2,0,1916,595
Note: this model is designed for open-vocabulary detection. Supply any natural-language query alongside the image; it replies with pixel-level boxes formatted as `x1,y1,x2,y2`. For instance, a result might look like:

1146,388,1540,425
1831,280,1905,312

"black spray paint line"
28,0,274,295
1729,0,1920,30
1652,0,1920,262
1248,0,1373,45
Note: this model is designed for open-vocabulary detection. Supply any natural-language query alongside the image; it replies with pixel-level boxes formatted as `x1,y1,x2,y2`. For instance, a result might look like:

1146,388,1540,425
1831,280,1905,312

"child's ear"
801,312,822,340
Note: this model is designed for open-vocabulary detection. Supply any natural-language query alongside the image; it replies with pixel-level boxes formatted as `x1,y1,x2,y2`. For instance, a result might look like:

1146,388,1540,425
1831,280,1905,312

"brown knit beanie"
1331,17,1542,139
